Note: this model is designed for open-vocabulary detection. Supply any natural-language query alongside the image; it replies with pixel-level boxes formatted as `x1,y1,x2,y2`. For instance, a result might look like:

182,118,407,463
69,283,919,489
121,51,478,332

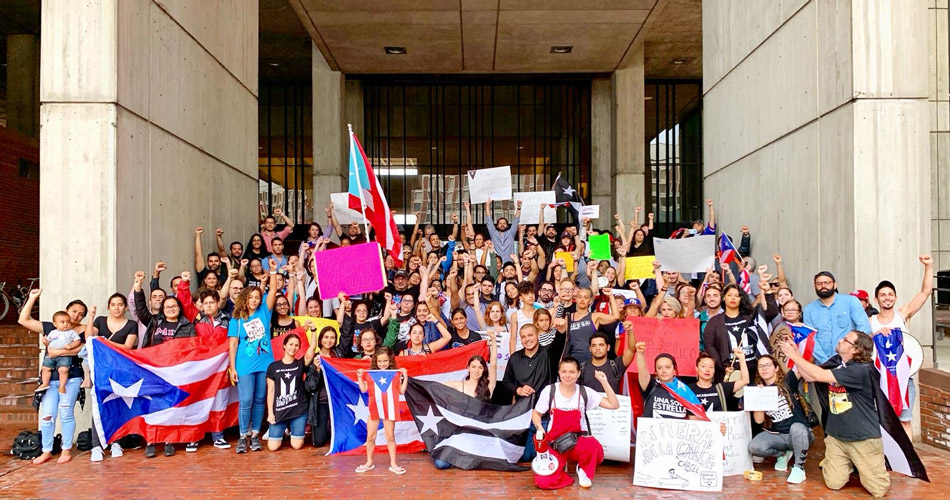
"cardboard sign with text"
707,411,754,476
626,317,700,377
624,256,656,281
313,242,386,298
633,417,723,492
467,166,512,204
587,394,632,462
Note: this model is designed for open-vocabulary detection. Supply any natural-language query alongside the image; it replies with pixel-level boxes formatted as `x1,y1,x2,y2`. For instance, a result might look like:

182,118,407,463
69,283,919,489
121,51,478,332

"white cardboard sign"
579,205,600,219
467,166,512,204
653,235,716,273
633,417,724,492
512,191,556,224
741,386,779,412
707,411,754,476
587,394,631,462
330,192,368,225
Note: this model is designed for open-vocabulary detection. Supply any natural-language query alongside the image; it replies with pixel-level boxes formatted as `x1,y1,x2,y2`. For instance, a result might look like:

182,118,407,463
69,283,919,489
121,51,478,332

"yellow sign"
555,251,575,272
624,256,656,281
291,316,341,348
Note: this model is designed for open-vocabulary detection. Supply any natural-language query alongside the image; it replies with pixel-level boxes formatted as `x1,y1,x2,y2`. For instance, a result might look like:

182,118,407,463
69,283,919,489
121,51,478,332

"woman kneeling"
265,333,316,451
531,357,619,490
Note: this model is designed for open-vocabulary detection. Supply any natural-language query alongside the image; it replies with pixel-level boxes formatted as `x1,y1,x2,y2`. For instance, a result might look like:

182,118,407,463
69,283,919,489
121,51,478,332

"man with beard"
537,281,556,309
870,254,933,438
485,198,522,264
803,271,870,363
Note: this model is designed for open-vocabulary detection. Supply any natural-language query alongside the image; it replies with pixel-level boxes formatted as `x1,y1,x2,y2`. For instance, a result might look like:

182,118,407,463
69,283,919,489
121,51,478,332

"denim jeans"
268,413,307,439
237,371,267,435
39,377,81,452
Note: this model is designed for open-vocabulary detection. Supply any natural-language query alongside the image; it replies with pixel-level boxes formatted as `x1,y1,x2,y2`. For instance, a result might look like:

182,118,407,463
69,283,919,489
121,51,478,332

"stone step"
0,378,39,394
0,394,33,407
0,406,37,424
0,344,39,356
0,355,38,369
0,327,37,343
0,367,37,380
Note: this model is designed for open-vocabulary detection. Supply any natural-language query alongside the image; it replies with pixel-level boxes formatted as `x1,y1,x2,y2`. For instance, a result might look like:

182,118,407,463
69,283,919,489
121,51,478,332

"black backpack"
76,429,93,451
11,430,60,460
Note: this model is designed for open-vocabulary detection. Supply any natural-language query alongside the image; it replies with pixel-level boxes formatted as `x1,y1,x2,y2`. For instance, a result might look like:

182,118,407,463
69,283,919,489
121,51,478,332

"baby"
38,311,82,394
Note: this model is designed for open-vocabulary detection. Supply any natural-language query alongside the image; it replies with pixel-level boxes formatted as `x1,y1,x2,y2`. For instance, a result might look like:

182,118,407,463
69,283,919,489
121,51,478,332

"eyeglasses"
841,338,854,346
815,280,834,286
769,282,780,288
540,288,554,292
783,308,801,314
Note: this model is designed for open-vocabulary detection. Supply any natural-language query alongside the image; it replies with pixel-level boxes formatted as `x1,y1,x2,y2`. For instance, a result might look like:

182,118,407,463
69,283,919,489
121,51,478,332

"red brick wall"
0,126,39,322
920,368,950,452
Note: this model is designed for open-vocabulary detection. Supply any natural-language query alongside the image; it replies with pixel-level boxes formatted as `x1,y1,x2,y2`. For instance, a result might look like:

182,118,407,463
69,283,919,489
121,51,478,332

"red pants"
534,435,604,490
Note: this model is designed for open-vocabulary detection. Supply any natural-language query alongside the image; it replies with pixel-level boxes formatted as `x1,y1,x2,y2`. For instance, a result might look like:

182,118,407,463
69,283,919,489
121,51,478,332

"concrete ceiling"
284,0,702,78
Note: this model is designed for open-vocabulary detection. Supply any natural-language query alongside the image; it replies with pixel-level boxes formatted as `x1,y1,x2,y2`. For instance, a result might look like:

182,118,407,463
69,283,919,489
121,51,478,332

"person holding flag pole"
346,123,403,267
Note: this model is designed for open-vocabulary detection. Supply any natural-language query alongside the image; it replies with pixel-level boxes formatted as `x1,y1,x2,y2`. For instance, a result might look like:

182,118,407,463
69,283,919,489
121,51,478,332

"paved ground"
0,424,948,500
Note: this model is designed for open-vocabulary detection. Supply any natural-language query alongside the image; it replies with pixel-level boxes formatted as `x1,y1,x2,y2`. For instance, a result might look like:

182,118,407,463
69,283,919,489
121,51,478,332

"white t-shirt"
534,383,603,432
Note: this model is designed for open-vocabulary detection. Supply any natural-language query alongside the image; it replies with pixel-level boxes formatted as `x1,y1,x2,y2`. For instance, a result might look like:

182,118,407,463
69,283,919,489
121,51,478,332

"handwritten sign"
707,411,753,476
653,235,715,273
633,417,723,492
741,386,779,411
512,191,556,224
624,256,656,281
467,166,512,204
579,205,600,219
627,317,700,377
587,394,631,462
330,192,368,225
554,251,575,272
588,234,612,260
313,242,386,297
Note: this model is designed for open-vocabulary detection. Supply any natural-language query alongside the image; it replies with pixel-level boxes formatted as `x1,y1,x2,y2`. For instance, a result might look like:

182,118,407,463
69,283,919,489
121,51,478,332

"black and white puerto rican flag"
405,378,532,471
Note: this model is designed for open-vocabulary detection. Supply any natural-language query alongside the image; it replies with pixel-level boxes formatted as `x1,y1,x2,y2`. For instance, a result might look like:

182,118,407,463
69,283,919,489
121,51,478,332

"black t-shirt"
271,319,297,338
266,358,307,423
448,327,482,349
384,284,421,301
723,314,757,372
197,266,227,284
93,316,137,345
579,358,626,394
764,371,809,434
42,322,84,380
688,381,735,413
826,361,881,441
641,378,687,419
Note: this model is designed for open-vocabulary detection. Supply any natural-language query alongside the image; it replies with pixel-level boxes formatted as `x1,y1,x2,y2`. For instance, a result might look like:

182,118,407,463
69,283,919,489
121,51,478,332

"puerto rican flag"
786,324,817,373
88,336,238,445
323,341,489,455
872,328,913,416
366,370,400,421
718,233,739,266
660,377,709,421
347,127,403,267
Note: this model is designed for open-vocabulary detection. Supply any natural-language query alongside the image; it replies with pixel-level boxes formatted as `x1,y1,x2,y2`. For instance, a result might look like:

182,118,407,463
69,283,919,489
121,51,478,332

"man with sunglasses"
803,271,871,364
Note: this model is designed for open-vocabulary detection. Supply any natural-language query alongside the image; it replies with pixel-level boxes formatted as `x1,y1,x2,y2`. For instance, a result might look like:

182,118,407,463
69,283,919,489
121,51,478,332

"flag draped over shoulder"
405,378,532,471
872,328,913,416
88,336,238,446
322,341,489,455
812,357,929,481
660,377,709,421
348,129,403,267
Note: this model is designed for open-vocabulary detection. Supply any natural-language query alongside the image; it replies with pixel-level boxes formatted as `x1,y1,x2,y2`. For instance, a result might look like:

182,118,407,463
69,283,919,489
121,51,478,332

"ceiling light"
378,168,418,176
384,46,407,55
550,46,573,54
644,96,654,101
268,62,280,67
672,58,688,65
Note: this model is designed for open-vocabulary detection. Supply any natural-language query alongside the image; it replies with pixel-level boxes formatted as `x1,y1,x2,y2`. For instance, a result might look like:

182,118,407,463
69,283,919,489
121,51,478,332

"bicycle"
0,278,39,322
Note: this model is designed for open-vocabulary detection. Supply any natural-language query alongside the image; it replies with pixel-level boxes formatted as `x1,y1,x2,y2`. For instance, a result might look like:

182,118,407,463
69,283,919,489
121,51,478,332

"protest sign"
467,166,512,204
653,235,715,273
588,234,612,260
314,242,386,297
588,394,631,462
555,251,575,272
512,191,556,224
633,417,723,492
330,192,368,224
626,317,700,377
741,386,779,411
579,205,600,219
624,256,656,281
708,411,754,476
291,316,342,345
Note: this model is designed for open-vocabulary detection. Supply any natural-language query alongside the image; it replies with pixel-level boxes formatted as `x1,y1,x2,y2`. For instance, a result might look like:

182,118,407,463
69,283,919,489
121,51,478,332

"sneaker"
775,450,793,471
213,439,231,449
236,437,248,454
90,447,104,462
249,435,262,451
145,444,156,459
185,442,199,453
752,455,765,464
164,443,175,457
787,466,806,484
260,433,268,441
110,442,123,458
576,465,592,488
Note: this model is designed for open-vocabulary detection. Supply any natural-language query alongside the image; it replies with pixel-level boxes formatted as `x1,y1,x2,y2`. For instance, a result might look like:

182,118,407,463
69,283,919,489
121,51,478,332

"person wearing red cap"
849,289,879,317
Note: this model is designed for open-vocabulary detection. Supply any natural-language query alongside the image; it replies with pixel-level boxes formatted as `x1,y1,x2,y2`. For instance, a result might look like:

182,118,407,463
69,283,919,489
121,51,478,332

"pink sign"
313,242,386,298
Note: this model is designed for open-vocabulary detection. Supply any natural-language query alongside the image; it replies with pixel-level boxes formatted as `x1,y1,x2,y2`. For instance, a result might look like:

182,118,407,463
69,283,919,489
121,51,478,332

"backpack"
11,430,60,460
76,429,92,451
578,359,623,385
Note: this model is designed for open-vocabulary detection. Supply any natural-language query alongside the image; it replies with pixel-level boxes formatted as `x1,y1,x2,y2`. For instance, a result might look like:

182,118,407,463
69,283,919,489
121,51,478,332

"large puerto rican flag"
88,336,238,445
347,128,403,267
872,328,913,416
323,341,489,455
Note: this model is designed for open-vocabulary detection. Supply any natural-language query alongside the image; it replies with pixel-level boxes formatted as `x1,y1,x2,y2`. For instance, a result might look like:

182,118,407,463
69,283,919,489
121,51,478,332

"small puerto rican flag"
786,324,817,373
872,328,913,416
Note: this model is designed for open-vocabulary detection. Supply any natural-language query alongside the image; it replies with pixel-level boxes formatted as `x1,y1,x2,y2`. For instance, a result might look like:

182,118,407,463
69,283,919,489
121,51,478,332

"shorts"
78,344,88,359
42,355,73,370
268,413,307,440
899,377,916,422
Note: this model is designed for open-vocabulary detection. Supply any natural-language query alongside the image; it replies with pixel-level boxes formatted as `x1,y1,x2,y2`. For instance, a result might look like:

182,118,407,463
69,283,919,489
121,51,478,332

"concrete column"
40,0,258,432
611,40,646,220
6,34,40,137
590,77,613,213
312,41,347,219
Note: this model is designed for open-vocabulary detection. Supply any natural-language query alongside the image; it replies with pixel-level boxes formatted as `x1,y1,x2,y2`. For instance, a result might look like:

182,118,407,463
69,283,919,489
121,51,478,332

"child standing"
356,346,408,475
38,311,82,394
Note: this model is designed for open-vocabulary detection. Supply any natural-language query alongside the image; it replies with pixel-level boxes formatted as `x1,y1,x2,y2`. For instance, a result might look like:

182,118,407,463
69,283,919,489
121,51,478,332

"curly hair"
370,346,397,370
722,283,754,317
849,332,875,364
753,355,798,430
232,286,263,320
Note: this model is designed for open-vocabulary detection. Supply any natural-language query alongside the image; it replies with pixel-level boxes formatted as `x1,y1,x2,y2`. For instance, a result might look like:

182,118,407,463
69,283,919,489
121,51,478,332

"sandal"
388,466,407,475
355,464,375,473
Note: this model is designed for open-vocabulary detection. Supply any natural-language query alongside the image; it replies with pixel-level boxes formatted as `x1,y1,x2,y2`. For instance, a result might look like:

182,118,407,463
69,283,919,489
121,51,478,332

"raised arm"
177,272,198,322
732,346,750,391
194,227,206,272
902,254,934,321
409,211,423,251
17,289,43,333
772,254,788,289
265,272,278,310
462,201,475,252
215,228,227,257
328,201,344,237
427,315,453,352
778,338,836,384
634,341,651,391
706,199,716,231
450,213,460,241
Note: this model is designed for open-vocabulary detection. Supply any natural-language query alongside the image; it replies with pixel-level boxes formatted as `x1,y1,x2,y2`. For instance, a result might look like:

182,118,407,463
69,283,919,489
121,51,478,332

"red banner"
625,317,700,377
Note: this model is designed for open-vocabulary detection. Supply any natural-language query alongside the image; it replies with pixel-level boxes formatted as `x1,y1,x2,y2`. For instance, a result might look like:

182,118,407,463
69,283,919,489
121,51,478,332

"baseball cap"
850,289,869,301
394,270,409,278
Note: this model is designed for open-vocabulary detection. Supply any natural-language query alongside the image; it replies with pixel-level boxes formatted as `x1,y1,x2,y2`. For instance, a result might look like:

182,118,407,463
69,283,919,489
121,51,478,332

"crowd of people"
16,198,933,496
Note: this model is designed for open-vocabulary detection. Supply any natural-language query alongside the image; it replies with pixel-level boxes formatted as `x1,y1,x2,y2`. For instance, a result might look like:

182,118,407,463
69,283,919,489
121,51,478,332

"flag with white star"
872,328,912,416
88,336,238,445
404,378,532,471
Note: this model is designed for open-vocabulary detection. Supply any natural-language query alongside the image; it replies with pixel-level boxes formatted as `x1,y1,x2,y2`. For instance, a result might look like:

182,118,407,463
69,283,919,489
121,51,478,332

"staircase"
0,326,38,424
